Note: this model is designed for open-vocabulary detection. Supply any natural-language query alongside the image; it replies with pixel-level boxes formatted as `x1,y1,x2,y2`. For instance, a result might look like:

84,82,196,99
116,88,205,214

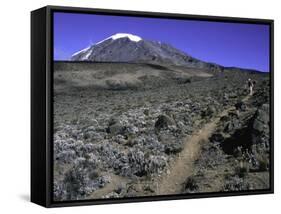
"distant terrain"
53,33,270,201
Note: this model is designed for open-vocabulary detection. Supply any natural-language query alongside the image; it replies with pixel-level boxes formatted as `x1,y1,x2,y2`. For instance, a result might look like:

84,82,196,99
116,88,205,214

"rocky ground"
53,62,270,201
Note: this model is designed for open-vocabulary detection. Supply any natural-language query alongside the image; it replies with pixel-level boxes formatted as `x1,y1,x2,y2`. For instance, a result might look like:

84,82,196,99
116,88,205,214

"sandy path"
157,95,250,195
156,116,223,195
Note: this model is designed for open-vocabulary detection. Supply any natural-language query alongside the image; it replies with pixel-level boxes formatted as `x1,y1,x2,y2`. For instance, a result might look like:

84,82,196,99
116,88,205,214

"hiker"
247,78,256,96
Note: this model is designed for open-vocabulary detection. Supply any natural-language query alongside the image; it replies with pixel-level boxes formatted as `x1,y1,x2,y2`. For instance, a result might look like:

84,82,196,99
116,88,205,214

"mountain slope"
70,33,223,71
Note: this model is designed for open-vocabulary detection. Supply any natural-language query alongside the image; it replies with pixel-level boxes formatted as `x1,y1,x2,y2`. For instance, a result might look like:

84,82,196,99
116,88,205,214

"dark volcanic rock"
252,104,270,147
224,118,240,133
108,122,125,135
164,141,183,154
184,177,199,193
209,132,225,143
155,114,175,131
107,117,126,135
201,106,216,118
235,101,247,112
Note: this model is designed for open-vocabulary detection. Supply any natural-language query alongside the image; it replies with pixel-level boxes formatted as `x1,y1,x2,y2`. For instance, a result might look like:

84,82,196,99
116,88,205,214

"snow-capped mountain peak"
71,33,142,58
70,33,221,71
70,33,197,65
96,33,142,45
110,33,142,42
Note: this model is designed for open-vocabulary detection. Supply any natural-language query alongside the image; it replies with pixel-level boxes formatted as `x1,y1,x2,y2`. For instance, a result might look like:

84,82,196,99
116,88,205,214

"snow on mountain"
96,33,142,45
72,46,91,57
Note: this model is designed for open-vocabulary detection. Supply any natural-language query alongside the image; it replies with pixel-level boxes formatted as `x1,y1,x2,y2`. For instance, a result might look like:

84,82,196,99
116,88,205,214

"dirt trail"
86,95,251,198
156,95,250,195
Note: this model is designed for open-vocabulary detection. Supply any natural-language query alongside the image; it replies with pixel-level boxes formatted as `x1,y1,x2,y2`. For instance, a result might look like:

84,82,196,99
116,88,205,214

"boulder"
155,114,175,131
209,132,225,143
235,101,247,111
201,106,216,118
184,177,199,193
255,104,269,124
107,117,126,135
220,115,230,122
252,104,270,146
224,118,240,133
164,142,183,154
253,120,265,133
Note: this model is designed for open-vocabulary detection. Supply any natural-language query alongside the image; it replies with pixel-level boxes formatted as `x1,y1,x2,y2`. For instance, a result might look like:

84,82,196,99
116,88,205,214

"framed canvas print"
31,5,274,207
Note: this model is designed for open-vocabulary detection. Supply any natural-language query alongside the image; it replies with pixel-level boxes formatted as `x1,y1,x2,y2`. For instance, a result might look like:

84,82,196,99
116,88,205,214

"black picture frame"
31,5,274,208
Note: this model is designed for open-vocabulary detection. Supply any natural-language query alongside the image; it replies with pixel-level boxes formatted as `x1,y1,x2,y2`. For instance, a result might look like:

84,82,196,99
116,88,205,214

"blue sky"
54,12,270,72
